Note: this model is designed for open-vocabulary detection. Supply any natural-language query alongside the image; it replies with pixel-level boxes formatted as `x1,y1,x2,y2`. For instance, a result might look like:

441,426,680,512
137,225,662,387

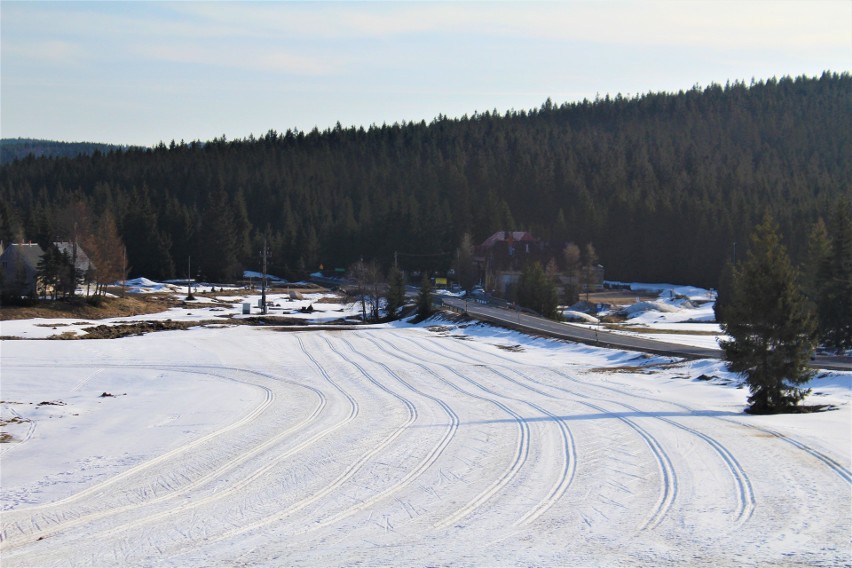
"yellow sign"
435,278,448,285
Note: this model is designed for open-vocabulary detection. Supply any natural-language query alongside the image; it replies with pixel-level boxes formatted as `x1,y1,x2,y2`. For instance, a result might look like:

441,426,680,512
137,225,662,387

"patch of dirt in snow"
0,294,179,321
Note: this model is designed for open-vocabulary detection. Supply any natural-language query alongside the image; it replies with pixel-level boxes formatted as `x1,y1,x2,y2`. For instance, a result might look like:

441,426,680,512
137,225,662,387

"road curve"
441,298,852,372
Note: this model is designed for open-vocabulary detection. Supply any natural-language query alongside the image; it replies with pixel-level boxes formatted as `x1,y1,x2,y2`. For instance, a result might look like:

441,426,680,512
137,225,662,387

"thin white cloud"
5,2,847,75
2,39,87,66
138,43,339,76
170,1,852,50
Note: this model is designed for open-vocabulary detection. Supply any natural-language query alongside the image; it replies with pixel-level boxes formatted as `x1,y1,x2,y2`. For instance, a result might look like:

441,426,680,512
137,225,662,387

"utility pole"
260,239,270,314
71,222,78,298
121,246,127,297
186,256,195,300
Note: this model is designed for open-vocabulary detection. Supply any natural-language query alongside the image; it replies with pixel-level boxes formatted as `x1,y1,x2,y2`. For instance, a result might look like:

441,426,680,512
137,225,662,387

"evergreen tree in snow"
385,264,406,319
718,215,817,414
516,261,558,319
416,274,433,321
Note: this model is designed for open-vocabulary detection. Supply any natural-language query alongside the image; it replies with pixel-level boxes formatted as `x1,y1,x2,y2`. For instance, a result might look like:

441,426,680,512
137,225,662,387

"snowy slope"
1,319,849,566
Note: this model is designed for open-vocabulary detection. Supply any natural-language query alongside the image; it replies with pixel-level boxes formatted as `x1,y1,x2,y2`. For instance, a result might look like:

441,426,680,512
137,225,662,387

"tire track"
535,368,751,528
545,365,848,495
729,422,852,484
200,332,419,546
614,399,755,526
423,334,759,525
477,366,575,527
432,328,852,487
70,368,104,392
391,332,676,530
1,364,275,517
356,333,531,529
555,365,848,487
362,332,576,528
0,361,332,548
292,335,461,532
76,336,363,545
428,330,852,527
0,406,37,458
584,369,851,486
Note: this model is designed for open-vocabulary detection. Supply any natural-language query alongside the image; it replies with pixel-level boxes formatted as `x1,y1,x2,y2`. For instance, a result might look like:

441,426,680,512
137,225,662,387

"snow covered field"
1,313,850,566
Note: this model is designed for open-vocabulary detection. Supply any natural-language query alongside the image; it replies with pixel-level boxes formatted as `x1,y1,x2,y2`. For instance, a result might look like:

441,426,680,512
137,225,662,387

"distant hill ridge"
0,138,130,165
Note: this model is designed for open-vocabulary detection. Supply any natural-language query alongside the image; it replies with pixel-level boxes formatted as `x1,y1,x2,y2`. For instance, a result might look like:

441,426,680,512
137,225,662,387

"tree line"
0,139,130,166
0,72,848,291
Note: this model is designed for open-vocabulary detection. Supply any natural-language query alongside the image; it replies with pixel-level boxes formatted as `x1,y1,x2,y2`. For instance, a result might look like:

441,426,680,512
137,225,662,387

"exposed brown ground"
582,289,659,306
0,294,180,321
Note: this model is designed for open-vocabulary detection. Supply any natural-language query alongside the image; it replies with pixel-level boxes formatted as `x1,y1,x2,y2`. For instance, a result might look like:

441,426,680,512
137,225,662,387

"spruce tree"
197,190,240,283
804,218,831,305
455,232,477,292
37,244,71,300
416,274,433,320
718,215,817,414
517,261,558,319
582,243,598,302
562,242,581,305
385,265,406,319
818,200,852,350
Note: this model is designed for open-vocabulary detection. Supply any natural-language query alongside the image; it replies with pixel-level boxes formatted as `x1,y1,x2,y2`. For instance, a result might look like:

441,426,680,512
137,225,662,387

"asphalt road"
442,298,852,372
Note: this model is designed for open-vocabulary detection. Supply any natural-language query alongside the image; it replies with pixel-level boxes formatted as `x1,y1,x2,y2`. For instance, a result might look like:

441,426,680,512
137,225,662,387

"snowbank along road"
1,323,850,566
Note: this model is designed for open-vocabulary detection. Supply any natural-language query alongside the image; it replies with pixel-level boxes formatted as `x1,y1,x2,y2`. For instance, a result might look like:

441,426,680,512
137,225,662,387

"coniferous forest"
0,72,849,288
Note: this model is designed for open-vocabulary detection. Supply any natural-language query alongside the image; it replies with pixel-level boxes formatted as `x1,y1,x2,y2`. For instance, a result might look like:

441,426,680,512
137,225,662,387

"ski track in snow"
364,333,576,528
205,333,425,544
0,326,849,567
0,364,295,545
396,333,677,530
409,332,846,532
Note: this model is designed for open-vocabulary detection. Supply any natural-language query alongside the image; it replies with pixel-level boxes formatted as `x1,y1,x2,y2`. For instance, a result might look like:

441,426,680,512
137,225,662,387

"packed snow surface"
1,316,850,566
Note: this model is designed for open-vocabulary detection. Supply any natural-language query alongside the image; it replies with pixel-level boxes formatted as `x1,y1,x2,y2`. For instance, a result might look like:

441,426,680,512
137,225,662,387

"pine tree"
416,274,433,320
517,261,558,319
562,242,581,305
124,190,174,279
197,190,240,283
385,265,406,319
718,215,817,414
455,232,477,292
817,200,852,350
37,244,71,300
804,218,831,299
582,242,598,301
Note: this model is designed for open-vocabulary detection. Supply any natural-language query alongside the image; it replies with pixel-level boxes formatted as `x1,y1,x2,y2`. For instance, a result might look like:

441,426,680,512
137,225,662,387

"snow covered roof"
480,230,538,248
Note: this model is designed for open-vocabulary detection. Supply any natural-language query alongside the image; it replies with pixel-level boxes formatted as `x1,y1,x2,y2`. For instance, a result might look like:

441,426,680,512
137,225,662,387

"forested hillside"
0,72,848,287
0,139,127,166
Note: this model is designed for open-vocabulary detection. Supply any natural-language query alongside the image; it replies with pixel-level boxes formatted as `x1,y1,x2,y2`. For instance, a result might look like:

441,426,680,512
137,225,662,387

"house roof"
0,241,96,273
0,243,45,270
54,242,95,271
480,231,538,248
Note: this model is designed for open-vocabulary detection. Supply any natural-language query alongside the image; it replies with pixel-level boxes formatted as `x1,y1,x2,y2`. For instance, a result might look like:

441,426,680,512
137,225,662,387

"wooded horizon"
1,72,848,288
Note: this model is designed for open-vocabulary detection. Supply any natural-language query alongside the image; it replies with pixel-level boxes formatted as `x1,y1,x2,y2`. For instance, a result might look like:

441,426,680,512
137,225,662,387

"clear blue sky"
2,1,849,147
